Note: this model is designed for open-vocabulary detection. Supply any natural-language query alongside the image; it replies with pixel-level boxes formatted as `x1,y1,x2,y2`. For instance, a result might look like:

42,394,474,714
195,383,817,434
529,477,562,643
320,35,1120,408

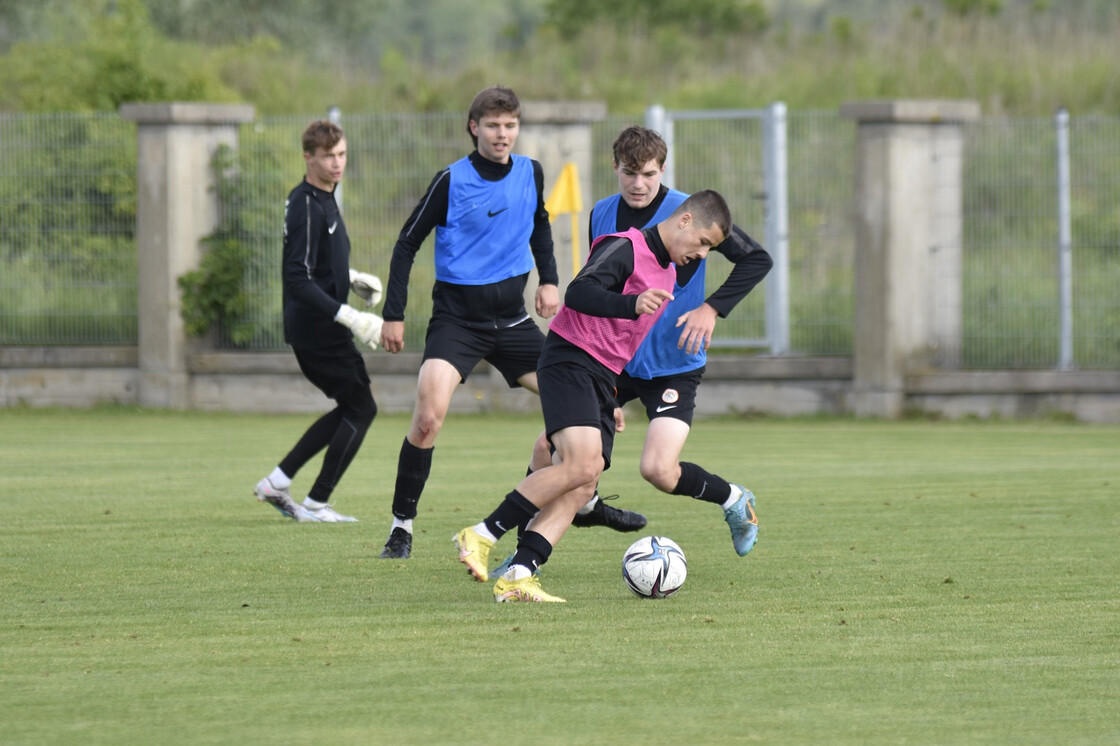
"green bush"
178,145,259,346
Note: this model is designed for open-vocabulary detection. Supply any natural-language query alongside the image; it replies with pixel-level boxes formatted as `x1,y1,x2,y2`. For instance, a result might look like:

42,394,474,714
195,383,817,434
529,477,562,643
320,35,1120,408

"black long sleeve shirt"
281,179,351,349
382,151,558,329
588,183,773,318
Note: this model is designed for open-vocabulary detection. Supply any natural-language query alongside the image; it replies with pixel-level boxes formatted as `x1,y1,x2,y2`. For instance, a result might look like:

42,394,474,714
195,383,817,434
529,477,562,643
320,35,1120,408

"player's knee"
354,399,377,427
413,410,445,444
640,460,677,493
341,388,377,427
564,459,602,490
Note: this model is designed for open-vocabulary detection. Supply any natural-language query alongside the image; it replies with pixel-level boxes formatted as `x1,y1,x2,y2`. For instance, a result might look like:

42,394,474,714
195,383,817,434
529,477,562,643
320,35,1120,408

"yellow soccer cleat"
494,573,566,603
453,526,494,582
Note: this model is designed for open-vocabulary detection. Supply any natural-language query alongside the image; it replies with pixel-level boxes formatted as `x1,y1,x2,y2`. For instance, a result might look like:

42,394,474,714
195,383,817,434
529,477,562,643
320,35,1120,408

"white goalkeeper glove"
335,303,384,349
348,268,383,307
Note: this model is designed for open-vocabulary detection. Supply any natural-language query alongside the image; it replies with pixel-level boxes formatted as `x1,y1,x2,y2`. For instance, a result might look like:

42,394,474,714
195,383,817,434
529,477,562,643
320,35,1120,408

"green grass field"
2,408,1118,745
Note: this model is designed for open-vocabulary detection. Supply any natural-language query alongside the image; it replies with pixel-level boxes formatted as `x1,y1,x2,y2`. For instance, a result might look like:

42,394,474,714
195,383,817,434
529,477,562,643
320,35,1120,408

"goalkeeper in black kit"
252,119,384,524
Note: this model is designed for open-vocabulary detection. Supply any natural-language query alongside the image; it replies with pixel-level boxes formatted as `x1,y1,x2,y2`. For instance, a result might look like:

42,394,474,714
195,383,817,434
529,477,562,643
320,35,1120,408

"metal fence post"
645,103,789,353
763,101,790,355
1056,107,1073,370
328,105,343,211
646,104,674,188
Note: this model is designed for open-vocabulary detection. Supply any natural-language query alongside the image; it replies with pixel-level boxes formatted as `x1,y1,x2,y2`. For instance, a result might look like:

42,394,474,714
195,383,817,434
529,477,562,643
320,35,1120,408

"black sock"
516,466,535,536
673,462,732,505
391,438,432,520
510,530,553,575
484,490,538,540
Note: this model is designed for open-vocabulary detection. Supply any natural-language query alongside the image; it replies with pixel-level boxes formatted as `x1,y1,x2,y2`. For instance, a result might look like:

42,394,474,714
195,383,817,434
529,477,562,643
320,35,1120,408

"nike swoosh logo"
487,208,508,218
655,405,677,413
328,222,338,234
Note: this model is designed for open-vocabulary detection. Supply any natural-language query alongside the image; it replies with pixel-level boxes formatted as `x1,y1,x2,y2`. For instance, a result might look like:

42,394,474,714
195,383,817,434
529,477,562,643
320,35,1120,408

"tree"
942,0,1003,16
0,0,238,111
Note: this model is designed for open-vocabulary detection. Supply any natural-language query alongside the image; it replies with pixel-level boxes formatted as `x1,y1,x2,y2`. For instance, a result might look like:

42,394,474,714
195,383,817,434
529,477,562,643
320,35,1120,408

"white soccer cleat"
292,505,324,523
301,498,358,523
254,477,301,520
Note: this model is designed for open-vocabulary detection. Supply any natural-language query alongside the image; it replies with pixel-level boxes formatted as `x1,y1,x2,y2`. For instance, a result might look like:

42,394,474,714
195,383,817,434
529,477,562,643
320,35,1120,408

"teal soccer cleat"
723,486,759,556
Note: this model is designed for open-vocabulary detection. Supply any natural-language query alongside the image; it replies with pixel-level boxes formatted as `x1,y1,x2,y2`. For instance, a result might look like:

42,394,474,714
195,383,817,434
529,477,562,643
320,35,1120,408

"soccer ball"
622,535,687,598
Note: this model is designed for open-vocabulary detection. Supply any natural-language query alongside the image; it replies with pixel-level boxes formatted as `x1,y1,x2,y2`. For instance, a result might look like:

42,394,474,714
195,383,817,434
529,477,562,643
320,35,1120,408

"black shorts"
615,367,704,426
423,317,544,387
294,341,374,408
537,361,618,471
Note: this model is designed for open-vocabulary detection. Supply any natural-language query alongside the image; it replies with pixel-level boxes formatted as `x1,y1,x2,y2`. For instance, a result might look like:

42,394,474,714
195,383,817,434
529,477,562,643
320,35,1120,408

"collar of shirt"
469,150,514,181
641,226,672,268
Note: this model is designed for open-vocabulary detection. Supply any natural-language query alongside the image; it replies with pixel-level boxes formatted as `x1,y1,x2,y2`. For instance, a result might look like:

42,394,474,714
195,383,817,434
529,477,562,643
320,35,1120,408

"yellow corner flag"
545,162,582,216
545,163,584,276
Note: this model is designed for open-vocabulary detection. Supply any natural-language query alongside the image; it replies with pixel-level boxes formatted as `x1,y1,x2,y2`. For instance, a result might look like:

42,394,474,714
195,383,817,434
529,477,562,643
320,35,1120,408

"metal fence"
0,113,137,345
219,112,469,349
603,108,859,358
595,110,775,350
960,113,1120,369
649,104,790,353
1,109,1118,370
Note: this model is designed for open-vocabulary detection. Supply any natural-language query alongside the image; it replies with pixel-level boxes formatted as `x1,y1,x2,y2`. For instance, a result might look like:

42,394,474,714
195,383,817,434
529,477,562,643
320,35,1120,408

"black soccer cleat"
379,527,413,559
571,495,647,532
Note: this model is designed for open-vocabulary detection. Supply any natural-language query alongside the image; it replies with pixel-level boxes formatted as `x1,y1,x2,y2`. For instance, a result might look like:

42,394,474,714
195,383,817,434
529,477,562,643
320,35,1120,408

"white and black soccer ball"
622,535,687,598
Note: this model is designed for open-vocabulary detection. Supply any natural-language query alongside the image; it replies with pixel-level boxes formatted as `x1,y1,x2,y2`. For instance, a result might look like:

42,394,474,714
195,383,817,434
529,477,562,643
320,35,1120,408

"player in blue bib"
592,126,773,557
375,88,644,560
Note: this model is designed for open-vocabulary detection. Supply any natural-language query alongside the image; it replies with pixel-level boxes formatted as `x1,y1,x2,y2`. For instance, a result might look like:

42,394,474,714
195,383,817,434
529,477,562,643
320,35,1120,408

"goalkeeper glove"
335,304,383,349
348,268,383,307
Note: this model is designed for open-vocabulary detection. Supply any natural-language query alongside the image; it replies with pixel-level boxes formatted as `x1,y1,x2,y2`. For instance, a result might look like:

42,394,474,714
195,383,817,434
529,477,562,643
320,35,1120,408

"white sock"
720,484,743,511
577,494,599,516
304,497,328,509
391,517,413,533
474,522,497,543
269,466,291,489
504,564,532,581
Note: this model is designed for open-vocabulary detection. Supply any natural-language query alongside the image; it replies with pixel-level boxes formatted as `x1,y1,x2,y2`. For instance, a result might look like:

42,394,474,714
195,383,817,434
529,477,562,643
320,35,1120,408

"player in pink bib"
453,190,732,602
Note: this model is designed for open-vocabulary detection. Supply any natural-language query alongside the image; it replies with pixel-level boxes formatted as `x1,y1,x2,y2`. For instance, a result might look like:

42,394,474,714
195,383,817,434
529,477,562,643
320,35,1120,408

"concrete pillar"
120,102,255,408
841,99,980,418
518,101,608,294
